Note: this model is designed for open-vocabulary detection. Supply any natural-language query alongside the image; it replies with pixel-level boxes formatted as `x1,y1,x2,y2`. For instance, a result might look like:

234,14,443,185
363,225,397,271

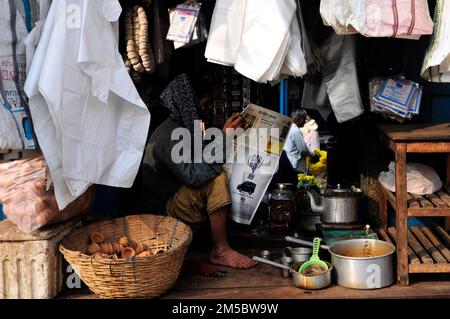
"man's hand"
301,150,320,163
309,153,321,163
222,113,245,134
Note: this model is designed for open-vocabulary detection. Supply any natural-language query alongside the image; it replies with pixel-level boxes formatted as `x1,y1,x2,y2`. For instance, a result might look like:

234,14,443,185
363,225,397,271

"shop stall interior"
1,0,449,299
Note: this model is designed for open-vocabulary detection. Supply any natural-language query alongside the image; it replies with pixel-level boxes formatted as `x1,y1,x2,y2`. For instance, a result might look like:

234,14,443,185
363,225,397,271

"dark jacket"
141,117,225,213
140,74,225,214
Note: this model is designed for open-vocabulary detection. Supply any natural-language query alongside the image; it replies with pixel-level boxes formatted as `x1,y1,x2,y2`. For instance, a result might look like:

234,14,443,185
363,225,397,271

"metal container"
280,256,293,278
329,239,395,289
286,236,396,289
253,256,332,290
282,246,312,263
307,185,360,223
260,250,271,260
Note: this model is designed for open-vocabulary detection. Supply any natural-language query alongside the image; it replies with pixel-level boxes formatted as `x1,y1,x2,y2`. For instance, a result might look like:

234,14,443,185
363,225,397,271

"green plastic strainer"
299,237,329,274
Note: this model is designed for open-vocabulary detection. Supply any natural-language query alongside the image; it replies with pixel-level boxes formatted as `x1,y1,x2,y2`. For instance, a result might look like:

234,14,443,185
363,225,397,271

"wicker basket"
59,215,192,299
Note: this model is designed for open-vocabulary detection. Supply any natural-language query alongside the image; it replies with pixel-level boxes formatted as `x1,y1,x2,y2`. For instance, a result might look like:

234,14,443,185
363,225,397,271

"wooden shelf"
380,184,450,217
379,225,450,273
378,123,450,285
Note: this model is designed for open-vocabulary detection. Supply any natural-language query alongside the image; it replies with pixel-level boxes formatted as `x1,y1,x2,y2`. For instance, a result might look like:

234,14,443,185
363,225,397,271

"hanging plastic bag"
170,8,208,50
370,77,423,122
0,156,94,234
378,161,443,195
321,0,433,39
166,2,201,44
421,0,450,82
0,0,37,150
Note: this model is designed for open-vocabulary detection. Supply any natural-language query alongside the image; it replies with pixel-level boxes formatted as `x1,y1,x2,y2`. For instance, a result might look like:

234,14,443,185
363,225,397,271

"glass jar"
270,183,295,233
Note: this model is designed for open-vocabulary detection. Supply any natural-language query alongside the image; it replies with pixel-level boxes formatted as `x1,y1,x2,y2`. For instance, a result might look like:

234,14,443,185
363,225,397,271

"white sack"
421,0,450,82
205,0,246,66
234,0,297,83
379,161,443,195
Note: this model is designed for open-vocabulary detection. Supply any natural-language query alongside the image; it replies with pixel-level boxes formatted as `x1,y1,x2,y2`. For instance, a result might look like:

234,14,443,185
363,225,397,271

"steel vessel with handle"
285,236,396,289
306,185,361,223
252,256,332,290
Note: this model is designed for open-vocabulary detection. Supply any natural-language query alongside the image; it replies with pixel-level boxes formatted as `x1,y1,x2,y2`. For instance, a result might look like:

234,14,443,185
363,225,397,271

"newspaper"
223,104,292,225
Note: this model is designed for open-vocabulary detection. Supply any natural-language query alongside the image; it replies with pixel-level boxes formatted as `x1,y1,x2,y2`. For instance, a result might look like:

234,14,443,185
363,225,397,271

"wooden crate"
379,225,450,273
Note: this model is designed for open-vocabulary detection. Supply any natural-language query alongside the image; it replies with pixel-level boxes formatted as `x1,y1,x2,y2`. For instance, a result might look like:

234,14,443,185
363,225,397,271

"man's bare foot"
210,247,258,269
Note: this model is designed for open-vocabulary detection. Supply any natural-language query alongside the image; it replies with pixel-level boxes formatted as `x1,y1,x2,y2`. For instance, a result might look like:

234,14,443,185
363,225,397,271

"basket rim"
59,214,193,264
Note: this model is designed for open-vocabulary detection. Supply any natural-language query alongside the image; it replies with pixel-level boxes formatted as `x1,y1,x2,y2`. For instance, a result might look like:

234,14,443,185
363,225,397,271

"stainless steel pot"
282,246,312,263
253,256,332,290
306,186,360,223
286,236,396,289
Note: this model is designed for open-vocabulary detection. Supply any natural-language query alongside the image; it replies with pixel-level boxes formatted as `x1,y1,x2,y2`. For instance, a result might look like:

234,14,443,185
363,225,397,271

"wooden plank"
410,227,447,264
447,153,450,187
59,280,450,300
407,142,450,153
425,193,447,208
379,229,392,244
436,191,450,207
379,131,396,152
388,227,420,264
395,143,409,285
378,123,450,142
446,153,450,231
381,185,396,208
378,184,388,230
434,225,450,248
421,227,450,262
407,229,434,264
164,281,450,299
409,263,450,273
410,194,434,208
408,208,450,217
407,193,420,208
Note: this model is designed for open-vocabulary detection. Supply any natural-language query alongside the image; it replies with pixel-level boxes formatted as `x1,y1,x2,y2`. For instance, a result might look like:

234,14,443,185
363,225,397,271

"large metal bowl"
291,261,333,290
328,239,396,289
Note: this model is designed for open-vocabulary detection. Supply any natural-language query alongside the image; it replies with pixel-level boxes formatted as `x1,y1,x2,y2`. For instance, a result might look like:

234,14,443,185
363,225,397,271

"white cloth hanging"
205,0,246,66
421,0,450,82
234,0,296,83
205,0,307,83
24,0,53,73
321,0,433,39
25,0,150,209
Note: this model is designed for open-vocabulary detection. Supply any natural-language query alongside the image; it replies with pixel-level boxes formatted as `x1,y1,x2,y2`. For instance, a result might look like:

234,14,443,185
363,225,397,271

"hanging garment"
0,0,38,150
24,0,52,73
302,34,364,124
421,0,450,82
321,0,434,39
25,0,151,209
301,120,321,152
